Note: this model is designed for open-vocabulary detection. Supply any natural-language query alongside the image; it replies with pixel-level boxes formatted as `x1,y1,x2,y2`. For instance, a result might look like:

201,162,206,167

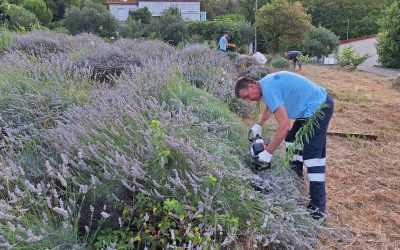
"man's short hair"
235,77,256,98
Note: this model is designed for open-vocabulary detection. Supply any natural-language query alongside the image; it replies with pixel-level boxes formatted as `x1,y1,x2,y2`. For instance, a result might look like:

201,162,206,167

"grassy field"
297,65,400,249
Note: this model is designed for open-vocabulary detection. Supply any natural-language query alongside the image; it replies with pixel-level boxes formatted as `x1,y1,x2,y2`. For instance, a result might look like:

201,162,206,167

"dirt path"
297,66,400,249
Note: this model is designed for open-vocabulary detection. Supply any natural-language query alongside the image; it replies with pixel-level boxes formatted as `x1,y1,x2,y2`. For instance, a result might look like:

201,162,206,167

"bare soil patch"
298,66,400,249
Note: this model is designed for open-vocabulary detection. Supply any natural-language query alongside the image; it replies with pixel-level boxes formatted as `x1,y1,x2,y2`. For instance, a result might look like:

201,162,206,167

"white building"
107,0,202,22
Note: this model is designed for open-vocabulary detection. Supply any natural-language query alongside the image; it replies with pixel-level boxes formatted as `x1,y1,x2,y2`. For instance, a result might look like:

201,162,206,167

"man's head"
223,31,229,38
235,77,262,102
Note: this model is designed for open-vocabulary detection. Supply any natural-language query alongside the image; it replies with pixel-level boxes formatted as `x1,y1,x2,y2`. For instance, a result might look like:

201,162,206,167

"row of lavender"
0,30,322,249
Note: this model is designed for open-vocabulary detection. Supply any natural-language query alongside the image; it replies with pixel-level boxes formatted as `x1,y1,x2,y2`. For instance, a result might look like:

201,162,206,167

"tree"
64,2,118,37
376,1,400,68
234,0,268,23
200,0,236,20
22,0,52,25
303,26,339,58
0,2,38,30
44,0,78,21
120,17,147,39
128,7,151,24
256,0,312,54
149,7,185,45
301,0,390,39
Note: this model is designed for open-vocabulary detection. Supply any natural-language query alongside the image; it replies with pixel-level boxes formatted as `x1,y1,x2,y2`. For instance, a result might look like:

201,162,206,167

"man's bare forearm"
265,106,291,154
265,124,290,154
257,107,272,126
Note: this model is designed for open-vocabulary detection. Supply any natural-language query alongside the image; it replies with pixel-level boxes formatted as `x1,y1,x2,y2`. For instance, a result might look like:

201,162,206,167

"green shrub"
226,51,239,61
21,0,52,25
271,56,290,69
335,46,370,68
185,14,254,49
256,0,311,53
120,17,147,39
64,3,118,37
149,7,185,45
128,6,151,24
298,54,311,64
0,25,13,49
0,2,39,31
377,2,400,69
47,20,64,29
303,26,339,58
52,26,70,34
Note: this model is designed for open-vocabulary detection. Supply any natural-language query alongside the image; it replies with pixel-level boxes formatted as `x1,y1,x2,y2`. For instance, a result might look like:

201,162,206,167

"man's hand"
257,150,273,163
249,123,262,139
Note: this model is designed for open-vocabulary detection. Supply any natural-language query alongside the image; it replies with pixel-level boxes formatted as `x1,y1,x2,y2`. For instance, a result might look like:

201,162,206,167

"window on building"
118,8,125,19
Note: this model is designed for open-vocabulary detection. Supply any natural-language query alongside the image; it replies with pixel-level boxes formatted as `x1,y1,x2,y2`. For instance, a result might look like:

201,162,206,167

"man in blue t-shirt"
218,32,235,52
235,71,334,221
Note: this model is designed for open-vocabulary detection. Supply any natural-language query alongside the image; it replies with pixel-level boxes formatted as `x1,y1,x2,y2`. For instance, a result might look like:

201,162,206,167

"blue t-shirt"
259,71,327,119
219,36,227,51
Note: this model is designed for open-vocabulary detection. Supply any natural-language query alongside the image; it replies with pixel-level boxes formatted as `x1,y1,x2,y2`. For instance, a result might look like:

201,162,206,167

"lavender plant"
75,45,142,84
4,30,69,58
0,30,341,249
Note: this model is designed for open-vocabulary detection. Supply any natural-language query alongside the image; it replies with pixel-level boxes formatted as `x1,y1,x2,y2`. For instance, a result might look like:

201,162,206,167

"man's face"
239,84,262,102
224,34,229,38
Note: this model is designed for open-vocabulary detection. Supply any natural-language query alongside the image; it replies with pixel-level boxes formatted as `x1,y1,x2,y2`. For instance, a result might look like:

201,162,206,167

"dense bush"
239,64,270,80
302,0,389,40
0,31,332,249
149,7,185,45
21,0,52,25
128,6,151,24
271,56,290,69
120,18,147,39
76,45,142,83
335,46,370,68
185,14,254,50
64,3,118,37
256,0,312,53
113,38,175,61
377,2,400,69
235,55,261,70
0,26,13,50
303,26,340,58
5,30,69,58
0,2,38,31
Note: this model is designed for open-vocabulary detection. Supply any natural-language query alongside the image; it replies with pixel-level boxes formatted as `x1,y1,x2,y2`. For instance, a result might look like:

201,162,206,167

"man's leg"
304,137,327,213
303,95,334,216
293,58,297,69
285,120,306,178
297,52,303,70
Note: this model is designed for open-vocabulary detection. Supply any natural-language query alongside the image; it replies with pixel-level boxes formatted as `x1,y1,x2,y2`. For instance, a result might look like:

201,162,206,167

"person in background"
218,31,236,52
284,51,303,70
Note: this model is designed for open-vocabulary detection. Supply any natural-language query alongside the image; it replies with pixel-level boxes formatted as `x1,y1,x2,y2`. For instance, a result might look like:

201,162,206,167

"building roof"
139,0,200,2
106,0,138,4
107,0,200,4
340,34,376,44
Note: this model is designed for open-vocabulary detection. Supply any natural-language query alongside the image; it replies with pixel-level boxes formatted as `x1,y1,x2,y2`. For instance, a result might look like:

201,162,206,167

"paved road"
340,37,400,79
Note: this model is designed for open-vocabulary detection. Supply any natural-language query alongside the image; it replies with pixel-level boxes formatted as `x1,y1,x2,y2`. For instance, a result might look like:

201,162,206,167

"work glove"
251,149,273,171
249,123,262,140
257,150,273,163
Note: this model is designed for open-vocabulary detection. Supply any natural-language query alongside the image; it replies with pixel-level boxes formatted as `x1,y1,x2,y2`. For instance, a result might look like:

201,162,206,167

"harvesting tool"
248,131,271,171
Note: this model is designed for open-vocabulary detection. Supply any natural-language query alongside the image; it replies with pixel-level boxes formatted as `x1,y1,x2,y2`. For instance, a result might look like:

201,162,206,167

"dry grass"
297,66,400,249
